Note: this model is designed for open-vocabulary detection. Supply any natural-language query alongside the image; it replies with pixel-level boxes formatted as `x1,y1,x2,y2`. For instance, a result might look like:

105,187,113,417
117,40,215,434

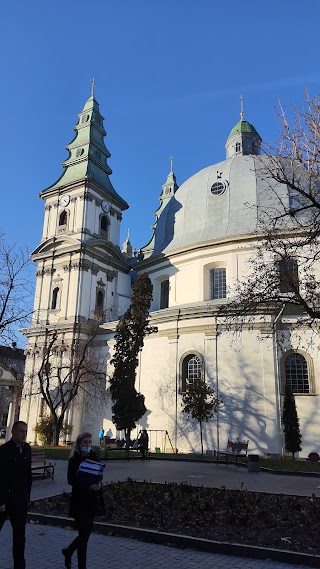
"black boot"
62,548,72,569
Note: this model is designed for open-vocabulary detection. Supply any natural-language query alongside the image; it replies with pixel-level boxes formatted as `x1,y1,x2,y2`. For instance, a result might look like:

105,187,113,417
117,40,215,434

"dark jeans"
66,515,94,569
0,506,28,569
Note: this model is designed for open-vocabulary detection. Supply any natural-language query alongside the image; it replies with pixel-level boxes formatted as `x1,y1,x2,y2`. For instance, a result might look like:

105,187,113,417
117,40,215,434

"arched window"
100,215,109,237
284,353,309,394
235,142,241,153
59,210,67,226
51,287,60,310
181,353,203,393
96,290,104,309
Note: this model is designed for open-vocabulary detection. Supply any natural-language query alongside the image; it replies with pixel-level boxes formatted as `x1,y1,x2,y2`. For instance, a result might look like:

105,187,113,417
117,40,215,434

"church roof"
227,119,261,140
41,90,128,209
151,153,289,255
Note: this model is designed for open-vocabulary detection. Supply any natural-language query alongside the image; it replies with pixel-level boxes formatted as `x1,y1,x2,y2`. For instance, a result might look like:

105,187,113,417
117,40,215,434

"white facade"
21,94,320,456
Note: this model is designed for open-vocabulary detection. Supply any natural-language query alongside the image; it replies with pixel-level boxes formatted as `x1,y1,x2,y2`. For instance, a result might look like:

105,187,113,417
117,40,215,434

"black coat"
68,450,104,519
0,439,32,509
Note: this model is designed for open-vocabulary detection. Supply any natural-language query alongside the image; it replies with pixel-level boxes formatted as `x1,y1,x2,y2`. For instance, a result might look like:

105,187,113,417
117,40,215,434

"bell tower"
31,86,130,327
21,86,132,441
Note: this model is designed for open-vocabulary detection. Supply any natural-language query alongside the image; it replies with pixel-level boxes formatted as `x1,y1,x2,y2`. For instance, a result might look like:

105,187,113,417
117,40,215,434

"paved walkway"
31,458,320,501
0,521,313,569
1,459,317,569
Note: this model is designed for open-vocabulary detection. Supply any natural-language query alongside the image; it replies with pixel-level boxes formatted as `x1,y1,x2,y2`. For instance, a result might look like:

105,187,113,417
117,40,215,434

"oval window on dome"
211,181,226,196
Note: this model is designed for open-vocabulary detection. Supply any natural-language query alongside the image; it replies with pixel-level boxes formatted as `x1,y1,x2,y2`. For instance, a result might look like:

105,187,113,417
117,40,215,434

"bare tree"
221,92,320,327
26,323,107,445
0,231,33,344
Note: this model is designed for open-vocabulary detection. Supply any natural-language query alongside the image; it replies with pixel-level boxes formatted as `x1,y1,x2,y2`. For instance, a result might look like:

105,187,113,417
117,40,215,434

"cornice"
40,179,128,212
134,227,311,270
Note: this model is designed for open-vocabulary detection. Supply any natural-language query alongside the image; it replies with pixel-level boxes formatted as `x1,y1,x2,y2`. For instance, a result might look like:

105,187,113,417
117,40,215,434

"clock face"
101,199,110,213
60,194,70,207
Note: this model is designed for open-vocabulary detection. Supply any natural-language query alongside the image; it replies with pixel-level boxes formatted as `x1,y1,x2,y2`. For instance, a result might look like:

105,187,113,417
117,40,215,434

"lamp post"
5,366,22,442
215,316,220,452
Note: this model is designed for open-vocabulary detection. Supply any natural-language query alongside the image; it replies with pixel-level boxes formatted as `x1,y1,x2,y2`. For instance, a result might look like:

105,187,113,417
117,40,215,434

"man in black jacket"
0,421,32,569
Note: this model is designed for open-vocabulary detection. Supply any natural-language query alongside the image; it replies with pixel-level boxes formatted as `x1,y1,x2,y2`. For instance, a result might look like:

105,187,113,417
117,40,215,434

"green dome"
227,120,261,140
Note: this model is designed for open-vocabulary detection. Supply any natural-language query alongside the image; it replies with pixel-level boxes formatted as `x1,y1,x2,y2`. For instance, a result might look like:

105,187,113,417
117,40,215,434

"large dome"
153,153,287,255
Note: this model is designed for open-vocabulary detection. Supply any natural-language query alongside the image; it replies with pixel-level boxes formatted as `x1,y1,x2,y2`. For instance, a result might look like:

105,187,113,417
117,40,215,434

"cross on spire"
90,78,96,98
240,95,244,121
170,155,173,173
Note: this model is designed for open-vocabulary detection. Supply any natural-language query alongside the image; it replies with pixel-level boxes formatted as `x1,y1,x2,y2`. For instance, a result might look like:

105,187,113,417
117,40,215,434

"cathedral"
20,88,320,457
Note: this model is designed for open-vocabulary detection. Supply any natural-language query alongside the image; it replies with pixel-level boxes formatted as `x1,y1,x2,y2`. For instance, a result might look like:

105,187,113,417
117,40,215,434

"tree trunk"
200,420,203,455
52,415,64,446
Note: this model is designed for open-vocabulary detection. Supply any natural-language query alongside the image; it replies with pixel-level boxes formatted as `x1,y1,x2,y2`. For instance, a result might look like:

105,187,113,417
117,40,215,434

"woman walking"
62,432,103,569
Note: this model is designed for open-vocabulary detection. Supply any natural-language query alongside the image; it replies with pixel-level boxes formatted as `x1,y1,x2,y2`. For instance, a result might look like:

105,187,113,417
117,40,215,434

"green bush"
33,416,73,445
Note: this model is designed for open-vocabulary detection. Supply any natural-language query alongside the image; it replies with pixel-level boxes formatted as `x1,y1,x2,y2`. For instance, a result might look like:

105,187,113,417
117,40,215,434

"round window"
211,181,226,195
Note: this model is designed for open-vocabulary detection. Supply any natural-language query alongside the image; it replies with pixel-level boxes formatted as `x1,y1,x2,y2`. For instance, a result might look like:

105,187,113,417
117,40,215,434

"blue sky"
1,1,320,261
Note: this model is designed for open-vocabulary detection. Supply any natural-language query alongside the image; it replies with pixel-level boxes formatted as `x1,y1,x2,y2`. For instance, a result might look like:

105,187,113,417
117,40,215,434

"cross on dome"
240,95,244,121
90,78,96,98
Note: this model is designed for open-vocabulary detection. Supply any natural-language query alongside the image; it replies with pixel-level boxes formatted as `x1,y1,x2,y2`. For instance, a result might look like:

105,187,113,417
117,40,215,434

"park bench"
215,438,249,467
31,449,55,480
103,438,151,460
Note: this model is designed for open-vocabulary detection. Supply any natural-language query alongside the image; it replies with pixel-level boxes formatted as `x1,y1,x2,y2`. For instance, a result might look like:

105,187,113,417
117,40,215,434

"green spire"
42,89,128,208
141,158,179,257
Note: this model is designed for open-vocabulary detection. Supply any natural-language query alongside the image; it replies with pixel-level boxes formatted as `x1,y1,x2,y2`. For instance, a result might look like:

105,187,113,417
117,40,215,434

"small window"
95,150,101,161
285,353,309,394
278,258,298,293
51,287,60,310
81,114,90,123
100,216,109,238
210,268,226,299
181,354,203,393
96,290,104,309
59,210,67,226
160,279,169,309
236,142,241,153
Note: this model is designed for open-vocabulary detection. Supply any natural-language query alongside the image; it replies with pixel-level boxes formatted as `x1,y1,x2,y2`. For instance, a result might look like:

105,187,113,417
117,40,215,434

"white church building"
20,89,320,456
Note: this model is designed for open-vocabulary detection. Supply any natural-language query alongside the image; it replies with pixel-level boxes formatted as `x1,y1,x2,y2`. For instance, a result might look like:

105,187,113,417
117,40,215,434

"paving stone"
0,522,314,569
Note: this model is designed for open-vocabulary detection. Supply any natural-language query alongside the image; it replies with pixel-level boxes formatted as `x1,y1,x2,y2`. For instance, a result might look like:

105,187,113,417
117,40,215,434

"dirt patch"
29,480,320,554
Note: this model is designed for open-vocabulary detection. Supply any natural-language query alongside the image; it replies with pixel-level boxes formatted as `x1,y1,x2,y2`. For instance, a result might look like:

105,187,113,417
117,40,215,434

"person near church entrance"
138,429,149,460
0,420,32,569
62,432,104,569
98,426,104,446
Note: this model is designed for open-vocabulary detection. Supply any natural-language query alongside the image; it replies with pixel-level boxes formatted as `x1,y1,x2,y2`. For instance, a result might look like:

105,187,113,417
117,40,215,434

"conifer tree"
282,383,302,459
110,273,153,437
181,380,221,455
